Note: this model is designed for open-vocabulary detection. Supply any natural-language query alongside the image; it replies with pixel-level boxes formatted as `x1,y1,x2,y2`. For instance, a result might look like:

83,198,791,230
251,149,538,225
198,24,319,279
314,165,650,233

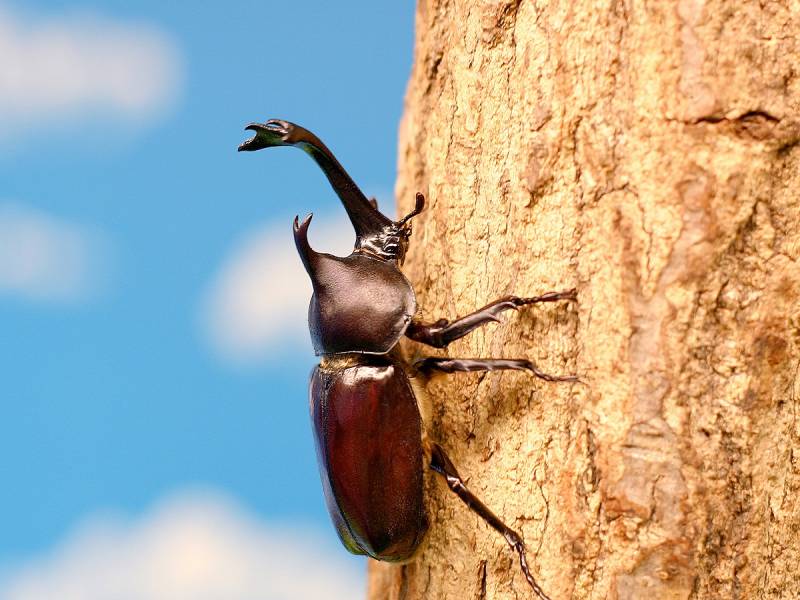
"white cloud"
0,490,364,600
201,214,356,363
0,203,110,303
0,5,181,132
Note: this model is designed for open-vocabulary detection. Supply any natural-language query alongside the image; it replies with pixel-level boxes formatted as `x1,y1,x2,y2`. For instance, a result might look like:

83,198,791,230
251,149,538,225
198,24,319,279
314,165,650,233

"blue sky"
0,1,415,596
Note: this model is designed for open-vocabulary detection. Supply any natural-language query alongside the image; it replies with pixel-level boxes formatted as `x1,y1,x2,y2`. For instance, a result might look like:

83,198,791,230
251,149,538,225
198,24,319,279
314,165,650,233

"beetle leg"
406,289,576,348
430,443,552,600
415,357,579,383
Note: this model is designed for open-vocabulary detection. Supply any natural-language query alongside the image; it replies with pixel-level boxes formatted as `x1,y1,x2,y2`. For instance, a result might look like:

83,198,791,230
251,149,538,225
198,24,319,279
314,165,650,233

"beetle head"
357,193,424,264
239,119,425,264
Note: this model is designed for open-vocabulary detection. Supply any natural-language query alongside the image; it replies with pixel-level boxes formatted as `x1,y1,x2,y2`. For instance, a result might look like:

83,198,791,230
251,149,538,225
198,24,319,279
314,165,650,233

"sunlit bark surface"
368,1,800,598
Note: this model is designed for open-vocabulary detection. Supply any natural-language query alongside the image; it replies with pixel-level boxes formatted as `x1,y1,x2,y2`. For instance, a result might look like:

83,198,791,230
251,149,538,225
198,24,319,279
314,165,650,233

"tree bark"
368,1,800,598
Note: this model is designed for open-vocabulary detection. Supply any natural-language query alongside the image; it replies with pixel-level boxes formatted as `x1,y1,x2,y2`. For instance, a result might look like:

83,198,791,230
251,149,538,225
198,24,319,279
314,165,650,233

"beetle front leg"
406,289,576,348
430,443,552,600
415,357,579,383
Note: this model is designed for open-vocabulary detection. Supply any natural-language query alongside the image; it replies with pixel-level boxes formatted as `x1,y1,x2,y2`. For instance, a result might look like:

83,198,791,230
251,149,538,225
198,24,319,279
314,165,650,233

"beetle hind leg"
430,443,552,600
415,357,579,383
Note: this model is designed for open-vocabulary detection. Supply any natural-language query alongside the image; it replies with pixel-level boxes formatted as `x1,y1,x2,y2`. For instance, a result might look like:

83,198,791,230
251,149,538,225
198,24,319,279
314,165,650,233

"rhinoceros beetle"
239,119,577,600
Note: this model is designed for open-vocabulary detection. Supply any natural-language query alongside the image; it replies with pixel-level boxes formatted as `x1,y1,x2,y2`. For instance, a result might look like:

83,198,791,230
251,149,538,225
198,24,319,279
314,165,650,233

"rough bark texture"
368,1,800,599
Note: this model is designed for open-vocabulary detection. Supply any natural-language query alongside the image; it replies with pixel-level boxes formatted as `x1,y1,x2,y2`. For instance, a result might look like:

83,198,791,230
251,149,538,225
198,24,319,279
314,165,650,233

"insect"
239,119,577,599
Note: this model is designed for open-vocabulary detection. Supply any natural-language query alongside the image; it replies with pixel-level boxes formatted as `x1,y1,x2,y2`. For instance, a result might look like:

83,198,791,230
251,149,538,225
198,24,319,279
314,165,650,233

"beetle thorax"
305,252,417,356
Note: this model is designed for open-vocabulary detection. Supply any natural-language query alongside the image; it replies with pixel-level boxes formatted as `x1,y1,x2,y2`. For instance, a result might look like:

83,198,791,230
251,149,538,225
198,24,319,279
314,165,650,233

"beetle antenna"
397,193,425,226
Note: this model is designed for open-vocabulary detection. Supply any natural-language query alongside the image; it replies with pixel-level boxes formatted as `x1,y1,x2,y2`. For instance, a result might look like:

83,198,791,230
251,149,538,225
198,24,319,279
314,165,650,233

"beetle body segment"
294,213,417,356
307,253,416,356
310,358,428,561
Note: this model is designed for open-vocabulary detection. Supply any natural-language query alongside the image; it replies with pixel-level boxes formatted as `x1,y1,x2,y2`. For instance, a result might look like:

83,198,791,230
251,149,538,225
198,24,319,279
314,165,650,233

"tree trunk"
368,1,800,598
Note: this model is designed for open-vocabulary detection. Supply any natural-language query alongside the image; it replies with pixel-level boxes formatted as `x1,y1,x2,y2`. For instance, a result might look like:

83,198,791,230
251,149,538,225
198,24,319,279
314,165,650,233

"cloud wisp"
0,490,364,600
0,204,110,304
201,214,355,364
0,5,181,135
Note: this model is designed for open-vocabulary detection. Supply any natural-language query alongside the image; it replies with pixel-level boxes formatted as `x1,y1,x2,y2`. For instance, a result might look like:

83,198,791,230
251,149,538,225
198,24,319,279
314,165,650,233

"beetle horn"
240,119,393,243
398,193,425,226
293,213,320,278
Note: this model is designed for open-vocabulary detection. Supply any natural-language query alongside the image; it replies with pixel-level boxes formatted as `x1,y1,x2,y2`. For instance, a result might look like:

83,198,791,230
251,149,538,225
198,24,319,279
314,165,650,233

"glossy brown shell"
310,359,428,561
293,215,417,356
307,253,416,356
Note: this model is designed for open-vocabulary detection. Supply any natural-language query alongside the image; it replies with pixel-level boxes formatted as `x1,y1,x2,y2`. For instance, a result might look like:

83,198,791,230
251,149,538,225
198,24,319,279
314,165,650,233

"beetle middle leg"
406,289,576,348
430,443,552,600
415,357,579,383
